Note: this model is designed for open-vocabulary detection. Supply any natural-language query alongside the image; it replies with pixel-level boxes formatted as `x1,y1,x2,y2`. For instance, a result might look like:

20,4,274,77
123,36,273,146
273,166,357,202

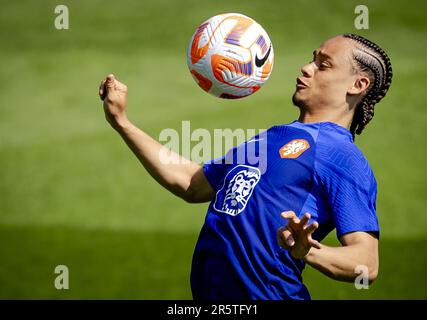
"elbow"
348,258,379,284
180,181,199,204
345,265,378,285
368,265,379,283
182,189,198,203
173,168,213,203
354,261,378,284
368,254,379,283
181,182,213,204
166,173,198,203
164,179,195,203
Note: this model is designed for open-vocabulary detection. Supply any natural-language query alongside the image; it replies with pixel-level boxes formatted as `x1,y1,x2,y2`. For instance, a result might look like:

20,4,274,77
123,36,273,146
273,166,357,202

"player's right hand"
99,74,128,129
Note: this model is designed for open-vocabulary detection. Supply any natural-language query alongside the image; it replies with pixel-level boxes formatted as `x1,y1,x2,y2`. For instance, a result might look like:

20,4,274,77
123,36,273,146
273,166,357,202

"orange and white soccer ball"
187,13,274,99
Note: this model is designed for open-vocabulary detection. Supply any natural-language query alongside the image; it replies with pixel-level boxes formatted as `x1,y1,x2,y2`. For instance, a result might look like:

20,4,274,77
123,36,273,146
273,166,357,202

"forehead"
315,36,354,63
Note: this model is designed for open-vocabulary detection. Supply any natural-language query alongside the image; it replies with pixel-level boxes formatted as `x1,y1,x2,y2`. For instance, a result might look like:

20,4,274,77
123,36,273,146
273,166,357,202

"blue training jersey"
191,121,379,300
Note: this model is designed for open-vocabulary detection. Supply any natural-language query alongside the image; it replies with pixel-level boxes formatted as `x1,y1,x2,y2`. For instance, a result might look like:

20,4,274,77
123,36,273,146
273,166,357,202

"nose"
300,62,315,77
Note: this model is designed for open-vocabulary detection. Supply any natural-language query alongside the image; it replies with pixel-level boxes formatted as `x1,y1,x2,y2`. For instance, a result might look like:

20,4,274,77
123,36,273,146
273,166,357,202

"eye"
318,61,331,69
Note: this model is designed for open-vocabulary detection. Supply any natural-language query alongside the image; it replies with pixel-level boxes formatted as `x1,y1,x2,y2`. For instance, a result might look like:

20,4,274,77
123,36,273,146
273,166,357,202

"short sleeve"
315,143,379,239
203,156,228,192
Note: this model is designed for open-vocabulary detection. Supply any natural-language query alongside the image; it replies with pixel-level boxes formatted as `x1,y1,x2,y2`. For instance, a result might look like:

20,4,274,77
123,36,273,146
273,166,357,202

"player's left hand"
277,211,321,259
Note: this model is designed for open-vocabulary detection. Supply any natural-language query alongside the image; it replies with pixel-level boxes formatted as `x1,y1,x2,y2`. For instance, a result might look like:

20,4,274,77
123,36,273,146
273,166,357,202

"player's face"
292,36,356,111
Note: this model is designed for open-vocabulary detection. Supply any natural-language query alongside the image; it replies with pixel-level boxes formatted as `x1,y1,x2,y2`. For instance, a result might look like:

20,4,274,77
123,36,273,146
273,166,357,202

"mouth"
296,78,309,89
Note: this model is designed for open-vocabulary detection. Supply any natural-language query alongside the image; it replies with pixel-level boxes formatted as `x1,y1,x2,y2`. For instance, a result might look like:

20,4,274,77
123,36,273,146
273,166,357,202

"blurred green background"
0,0,426,299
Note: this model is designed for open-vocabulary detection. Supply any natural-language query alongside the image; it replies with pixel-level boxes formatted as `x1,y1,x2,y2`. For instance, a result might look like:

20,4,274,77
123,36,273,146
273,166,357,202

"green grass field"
0,0,426,299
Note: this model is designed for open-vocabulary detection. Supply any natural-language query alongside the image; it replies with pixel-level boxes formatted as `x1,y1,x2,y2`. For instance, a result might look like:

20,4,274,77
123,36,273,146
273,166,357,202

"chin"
292,91,304,108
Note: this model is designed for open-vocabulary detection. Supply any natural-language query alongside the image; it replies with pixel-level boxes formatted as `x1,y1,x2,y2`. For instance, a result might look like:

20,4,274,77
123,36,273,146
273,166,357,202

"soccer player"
98,33,392,299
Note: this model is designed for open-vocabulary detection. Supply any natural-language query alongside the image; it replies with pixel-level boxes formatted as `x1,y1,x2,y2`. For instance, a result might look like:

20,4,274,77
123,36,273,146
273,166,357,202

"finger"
99,80,107,100
105,74,116,89
277,227,287,247
116,81,128,92
281,211,295,219
280,228,295,247
277,230,294,249
281,211,300,225
305,221,319,235
300,213,311,228
277,231,289,249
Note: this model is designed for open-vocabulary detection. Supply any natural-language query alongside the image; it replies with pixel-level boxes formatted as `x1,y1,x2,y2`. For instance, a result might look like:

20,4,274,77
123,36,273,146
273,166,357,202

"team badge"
214,165,261,216
279,139,310,159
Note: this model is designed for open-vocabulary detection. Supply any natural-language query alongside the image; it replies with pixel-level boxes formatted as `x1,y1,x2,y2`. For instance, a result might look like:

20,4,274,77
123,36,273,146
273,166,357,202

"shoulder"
315,123,376,185
267,121,320,145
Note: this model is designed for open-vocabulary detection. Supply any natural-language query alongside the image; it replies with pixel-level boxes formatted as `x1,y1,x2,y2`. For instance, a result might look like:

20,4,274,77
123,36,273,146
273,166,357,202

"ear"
348,75,370,95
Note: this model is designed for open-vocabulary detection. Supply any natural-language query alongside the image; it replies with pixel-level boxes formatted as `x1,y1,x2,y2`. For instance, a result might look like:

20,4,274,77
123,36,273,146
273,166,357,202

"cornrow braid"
342,33,393,140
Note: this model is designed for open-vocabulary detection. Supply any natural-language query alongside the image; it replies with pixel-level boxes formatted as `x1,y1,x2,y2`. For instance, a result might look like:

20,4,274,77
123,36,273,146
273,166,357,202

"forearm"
99,74,213,202
113,116,201,199
303,243,378,283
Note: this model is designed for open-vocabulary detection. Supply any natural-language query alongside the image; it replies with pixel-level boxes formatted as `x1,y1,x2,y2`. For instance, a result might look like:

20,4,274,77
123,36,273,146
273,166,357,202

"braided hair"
342,33,393,139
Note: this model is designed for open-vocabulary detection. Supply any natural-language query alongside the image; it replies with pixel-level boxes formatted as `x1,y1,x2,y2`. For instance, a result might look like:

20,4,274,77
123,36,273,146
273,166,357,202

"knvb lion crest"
214,165,261,216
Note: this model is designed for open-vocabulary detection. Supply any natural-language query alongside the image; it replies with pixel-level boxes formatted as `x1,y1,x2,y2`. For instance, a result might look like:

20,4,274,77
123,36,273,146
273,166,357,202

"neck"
297,106,354,129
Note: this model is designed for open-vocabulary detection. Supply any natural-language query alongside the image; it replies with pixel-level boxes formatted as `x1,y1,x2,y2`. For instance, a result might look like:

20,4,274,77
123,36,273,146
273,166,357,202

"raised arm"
277,211,379,283
98,74,214,203
303,230,379,283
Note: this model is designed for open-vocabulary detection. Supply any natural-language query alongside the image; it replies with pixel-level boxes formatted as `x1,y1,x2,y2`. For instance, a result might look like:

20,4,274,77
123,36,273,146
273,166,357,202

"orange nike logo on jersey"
279,139,310,159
